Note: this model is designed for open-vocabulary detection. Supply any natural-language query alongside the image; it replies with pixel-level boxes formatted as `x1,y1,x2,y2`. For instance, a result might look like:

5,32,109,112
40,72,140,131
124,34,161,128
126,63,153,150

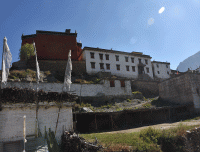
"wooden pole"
95,114,98,131
55,93,62,136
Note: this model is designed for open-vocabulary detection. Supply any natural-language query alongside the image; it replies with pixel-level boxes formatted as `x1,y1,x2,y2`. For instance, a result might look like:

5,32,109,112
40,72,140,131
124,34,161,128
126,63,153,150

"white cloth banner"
64,50,72,92
2,37,12,85
33,42,40,83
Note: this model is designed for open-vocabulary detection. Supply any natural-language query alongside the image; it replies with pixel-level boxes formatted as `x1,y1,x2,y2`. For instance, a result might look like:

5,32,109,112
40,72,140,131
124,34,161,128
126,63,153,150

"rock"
81,107,93,112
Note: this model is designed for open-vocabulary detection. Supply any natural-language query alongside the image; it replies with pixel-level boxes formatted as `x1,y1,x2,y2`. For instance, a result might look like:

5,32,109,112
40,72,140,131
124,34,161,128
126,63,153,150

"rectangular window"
90,52,94,59
166,65,168,68
157,64,159,68
167,71,169,75
157,71,160,74
105,54,109,60
100,63,104,69
116,64,120,71
132,66,135,72
125,56,128,62
138,58,141,63
146,67,149,73
126,66,129,71
106,64,110,70
91,62,95,69
145,59,148,64
99,54,103,60
110,80,115,87
120,80,125,87
131,57,134,63
116,55,119,61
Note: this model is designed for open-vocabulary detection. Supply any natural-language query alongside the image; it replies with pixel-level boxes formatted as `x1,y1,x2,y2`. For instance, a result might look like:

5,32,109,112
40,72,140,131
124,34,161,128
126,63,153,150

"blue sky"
1,0,200,70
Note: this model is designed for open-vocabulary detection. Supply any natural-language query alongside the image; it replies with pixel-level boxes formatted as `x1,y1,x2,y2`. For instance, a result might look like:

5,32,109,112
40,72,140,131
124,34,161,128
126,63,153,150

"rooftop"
21,29,77,40
152,61,170,65
83,47,152,58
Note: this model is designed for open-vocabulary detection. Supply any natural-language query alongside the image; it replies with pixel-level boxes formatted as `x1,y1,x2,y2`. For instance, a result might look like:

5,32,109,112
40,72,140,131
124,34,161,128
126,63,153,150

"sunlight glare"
159,7,165,14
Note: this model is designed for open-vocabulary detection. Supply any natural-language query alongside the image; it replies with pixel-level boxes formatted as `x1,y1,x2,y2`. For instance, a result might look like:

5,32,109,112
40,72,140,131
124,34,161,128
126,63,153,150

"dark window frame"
116,64,120,71
126,65,129,71
106,64,110,70
91,62,95,69
146,67,149,73
132,66,135,72
138,58,141,64
120,80,125,87
131,57,134,63
105,54,109,60
125,56,129,62
110,80,115,87
116,55,119,61
145,59,148,64
100,63,104,69
99,54,103,60
90,52,95,59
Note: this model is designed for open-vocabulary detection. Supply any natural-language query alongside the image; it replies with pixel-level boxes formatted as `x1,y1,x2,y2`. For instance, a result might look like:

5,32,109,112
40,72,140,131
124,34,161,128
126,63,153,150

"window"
120,80,125,87
99,54,103,60
91,62,95,69
116,55,119,61
146,67,149,73
110,80,115,87
131,57,134,63
126,66,129,71
166,65,168,68
100,63,104,69
125,56,128,62
132,66,135,72
157,64,159,68
145,59,148,64
138,58,141,63
106,64,110,70
90,52,94,59
167,71,169,75
157,71,160,74
105,54,109,60
116,64,120,71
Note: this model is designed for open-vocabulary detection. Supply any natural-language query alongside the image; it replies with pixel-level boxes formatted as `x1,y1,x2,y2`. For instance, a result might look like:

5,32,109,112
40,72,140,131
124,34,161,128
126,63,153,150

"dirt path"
100,120,200,134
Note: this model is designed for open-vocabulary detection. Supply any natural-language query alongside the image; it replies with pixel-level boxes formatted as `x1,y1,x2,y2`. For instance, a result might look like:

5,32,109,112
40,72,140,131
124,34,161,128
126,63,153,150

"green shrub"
127,99,131,102
132,91,142,95
143,103,151,108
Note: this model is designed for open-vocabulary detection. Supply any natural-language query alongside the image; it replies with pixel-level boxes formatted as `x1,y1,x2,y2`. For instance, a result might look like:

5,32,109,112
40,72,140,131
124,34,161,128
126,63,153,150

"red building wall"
21,30,83,61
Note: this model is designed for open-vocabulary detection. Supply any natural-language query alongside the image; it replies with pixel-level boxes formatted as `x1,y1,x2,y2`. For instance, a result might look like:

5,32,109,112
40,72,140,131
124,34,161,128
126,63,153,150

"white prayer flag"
33,42,40,83
64,50,72,92
2,37,12,85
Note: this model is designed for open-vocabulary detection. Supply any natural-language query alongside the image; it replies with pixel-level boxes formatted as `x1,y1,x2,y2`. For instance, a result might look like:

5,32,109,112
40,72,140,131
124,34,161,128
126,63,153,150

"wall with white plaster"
2,80,132,97
0,103,72,144
152,62,171,79
83,50,153,79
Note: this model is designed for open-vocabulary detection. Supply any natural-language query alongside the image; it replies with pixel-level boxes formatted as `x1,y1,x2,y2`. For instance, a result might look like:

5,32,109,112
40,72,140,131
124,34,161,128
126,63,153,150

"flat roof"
83,47,152,58
21,30,77,40
152,61,170,65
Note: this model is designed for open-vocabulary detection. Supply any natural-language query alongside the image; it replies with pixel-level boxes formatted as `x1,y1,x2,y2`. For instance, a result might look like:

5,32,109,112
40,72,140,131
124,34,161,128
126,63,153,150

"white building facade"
152,61,171,79
82,47,154,79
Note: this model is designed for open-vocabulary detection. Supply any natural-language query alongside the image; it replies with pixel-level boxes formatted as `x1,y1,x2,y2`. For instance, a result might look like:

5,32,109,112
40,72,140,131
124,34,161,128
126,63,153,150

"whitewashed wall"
83,50,153,79
2,80,132,96
0,103,72,144
152,62,171,79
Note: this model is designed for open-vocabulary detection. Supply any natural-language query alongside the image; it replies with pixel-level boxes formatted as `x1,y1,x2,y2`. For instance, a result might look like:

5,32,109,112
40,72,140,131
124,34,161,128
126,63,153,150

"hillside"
177,51,200,72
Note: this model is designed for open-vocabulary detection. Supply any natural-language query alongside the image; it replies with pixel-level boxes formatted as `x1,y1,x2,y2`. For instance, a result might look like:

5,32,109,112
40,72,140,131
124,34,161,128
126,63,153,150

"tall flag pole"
23,115,27,152
1,37,12,86
33,42,40,137
63,50,72,92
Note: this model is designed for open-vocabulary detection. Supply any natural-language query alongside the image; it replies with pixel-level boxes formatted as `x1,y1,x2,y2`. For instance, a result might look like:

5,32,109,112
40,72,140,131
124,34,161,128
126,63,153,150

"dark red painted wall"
21,34,82,61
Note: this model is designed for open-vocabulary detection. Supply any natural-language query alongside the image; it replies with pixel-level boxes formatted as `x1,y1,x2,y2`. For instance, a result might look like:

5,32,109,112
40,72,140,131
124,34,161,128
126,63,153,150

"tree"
19,43,35,61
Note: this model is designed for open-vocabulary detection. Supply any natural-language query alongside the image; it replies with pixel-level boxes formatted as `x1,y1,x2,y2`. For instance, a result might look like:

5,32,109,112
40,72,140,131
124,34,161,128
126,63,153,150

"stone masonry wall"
158,73,194,105
12,60,86,76
131,80,159,97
